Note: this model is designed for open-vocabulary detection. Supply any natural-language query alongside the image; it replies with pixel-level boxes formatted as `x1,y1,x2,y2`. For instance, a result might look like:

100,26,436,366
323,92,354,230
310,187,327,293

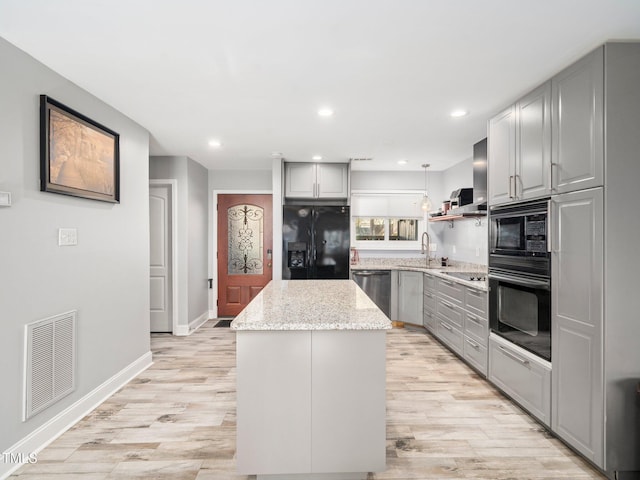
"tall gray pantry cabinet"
488,42,640,479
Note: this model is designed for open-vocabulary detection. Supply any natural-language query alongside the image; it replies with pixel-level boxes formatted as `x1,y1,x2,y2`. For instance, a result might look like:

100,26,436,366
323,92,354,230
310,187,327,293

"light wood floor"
12,321,605,479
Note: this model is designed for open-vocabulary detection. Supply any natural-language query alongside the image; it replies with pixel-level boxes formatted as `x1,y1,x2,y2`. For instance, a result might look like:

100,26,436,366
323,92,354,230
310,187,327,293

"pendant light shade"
421,194,432,212
421,164,432,212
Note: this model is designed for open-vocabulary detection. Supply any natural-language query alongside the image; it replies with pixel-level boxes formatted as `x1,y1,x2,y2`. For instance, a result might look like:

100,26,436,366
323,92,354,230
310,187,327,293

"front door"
149,184,172,332
217,194,273,316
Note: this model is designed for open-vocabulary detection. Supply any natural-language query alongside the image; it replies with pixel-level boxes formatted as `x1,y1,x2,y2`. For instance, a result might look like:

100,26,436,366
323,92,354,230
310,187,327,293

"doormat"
214,319,233,328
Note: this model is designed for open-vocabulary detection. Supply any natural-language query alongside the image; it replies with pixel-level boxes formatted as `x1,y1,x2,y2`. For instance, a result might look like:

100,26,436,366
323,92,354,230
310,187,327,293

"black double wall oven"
489,199,551,361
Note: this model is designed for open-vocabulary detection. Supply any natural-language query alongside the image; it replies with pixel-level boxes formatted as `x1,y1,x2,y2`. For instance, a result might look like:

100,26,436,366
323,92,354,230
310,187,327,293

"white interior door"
149,185,172,332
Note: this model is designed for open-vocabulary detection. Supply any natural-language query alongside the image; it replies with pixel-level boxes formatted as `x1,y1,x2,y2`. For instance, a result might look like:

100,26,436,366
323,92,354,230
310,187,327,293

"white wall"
429,157,488,264
351,161,488,265
0,36,150,459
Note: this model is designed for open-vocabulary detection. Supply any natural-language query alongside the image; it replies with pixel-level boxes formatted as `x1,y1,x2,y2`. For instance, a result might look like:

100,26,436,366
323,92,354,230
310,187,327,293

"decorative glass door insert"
228,204,264,274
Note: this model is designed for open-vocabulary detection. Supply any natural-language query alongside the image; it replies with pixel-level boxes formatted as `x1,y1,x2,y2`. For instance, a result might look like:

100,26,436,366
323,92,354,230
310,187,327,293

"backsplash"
353,256,487,273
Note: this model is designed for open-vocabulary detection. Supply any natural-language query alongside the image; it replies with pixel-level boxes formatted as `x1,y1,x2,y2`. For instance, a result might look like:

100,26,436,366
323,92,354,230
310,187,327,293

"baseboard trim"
189,311,209,333
0,351,153,480
175,311,209,336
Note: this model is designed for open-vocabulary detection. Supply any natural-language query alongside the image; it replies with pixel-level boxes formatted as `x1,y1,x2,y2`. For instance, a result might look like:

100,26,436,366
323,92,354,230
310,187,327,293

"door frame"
211,189,272,318
150,179,179,334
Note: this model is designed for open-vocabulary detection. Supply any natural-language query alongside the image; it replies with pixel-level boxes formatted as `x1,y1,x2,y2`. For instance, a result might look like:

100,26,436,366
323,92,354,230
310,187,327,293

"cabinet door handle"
509,175,514,199
424,292,434,298
498,345,530,367
466,338,480,350
440,279,454,286
317,182,320,197
547,198,552,253
550,162,556,192
440,322,452,331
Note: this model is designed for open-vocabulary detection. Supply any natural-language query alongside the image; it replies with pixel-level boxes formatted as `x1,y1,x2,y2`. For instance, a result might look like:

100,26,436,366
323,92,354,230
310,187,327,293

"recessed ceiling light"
317,107,334,117
397,159,408,165
450,109,469,118
208,139,222,147
312,155,323,161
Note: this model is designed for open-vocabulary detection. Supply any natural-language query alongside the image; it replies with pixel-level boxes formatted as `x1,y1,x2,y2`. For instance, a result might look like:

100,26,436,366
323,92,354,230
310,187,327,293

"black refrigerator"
282,205,350,279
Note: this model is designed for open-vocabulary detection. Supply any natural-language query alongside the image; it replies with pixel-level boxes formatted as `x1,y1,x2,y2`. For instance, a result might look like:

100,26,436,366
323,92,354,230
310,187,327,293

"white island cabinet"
231,280,391,480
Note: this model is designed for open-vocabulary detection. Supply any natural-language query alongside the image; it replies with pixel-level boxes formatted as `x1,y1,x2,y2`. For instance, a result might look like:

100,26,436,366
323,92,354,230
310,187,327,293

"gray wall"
209,169,272,191
149,156,209,327
0,37,150,451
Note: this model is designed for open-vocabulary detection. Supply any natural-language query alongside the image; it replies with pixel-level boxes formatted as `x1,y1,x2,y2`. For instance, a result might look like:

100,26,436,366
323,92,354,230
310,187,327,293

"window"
354,217,421,247
389,219,418,241
355,218,385,241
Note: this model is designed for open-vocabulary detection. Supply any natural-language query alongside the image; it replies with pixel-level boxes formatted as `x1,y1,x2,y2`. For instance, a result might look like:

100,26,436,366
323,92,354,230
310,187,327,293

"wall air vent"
24,311,76,420
349,157,373,162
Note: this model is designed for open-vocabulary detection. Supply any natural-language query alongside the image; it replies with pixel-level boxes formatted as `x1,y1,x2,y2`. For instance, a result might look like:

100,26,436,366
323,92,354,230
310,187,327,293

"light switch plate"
58,228,78,246
0,191,11,207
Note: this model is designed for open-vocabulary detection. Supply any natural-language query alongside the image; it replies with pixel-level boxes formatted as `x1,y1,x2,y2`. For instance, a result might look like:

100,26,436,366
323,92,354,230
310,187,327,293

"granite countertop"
351,259,488,291
231,280,393,331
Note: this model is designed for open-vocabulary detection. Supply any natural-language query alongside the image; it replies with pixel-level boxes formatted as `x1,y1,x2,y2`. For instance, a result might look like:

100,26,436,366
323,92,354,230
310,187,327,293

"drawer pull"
467,313,481,324
466,338,480,350
441,300,455,309
440,322,453,331
498,345,530,367
467,289,482,297
440,279,454,286
424,292,434,298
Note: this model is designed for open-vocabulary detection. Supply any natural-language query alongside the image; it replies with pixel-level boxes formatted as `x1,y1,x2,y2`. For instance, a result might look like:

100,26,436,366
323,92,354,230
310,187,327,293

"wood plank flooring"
11,321,605,479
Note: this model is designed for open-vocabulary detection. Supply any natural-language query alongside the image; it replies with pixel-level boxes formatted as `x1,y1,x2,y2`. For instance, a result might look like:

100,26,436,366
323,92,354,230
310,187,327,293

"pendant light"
421,163,432,212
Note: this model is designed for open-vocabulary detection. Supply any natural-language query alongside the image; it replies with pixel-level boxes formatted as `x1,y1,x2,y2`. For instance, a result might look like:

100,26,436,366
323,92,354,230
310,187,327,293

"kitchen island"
231,280,391,480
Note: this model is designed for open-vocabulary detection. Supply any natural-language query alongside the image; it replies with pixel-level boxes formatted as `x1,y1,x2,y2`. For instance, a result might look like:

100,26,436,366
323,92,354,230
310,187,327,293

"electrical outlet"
429,243,437,252
452,245,457,254
475,247,480,257
58,228,78,246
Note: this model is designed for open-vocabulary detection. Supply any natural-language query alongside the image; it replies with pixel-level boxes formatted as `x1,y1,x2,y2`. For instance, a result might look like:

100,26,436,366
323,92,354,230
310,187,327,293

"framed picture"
40,95,120,203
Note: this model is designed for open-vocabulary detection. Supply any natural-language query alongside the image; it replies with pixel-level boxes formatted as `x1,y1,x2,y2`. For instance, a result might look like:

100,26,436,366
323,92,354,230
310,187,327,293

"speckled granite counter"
351,259,488,291
231,279,392,331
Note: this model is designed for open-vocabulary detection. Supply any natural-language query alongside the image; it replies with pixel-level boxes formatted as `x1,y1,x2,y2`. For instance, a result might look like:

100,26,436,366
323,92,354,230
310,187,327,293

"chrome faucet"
421,231,431,267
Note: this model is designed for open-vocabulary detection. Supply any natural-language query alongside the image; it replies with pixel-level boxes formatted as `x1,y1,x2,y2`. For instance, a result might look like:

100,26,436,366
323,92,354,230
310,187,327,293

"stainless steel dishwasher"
352,270,391,318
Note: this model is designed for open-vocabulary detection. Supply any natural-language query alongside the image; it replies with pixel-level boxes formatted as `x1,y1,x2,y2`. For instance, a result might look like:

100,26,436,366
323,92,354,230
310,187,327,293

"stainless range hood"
449,137,487,215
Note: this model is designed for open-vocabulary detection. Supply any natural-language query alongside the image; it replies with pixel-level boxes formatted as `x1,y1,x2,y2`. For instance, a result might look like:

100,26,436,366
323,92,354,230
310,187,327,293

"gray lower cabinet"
423,273,436,332
463,287,488,375
397,271,423,325
551,188,603,466
427,275,489,376
489,334,552,427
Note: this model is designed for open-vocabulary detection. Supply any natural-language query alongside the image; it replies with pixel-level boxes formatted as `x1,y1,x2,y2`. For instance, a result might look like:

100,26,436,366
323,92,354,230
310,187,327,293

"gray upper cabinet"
518,81,552,200
488,105,516,205
551,47,604,194
488,82,551,205
284,162,349,199
551,188,603,466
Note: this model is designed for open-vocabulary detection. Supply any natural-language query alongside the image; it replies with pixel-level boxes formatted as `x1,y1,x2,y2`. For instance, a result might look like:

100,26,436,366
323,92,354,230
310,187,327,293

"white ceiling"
1,1,640,172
